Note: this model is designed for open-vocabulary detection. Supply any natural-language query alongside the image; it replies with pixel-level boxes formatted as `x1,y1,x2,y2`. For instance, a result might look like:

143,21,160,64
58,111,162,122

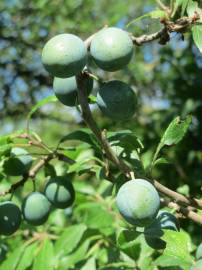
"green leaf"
117,229,141,260
81,257,96,270
27,95,57,129
75,203,114,235
0,244,26,270
58,239,90,269
155,230,193,269
187,0,202,21
192,25,202,53
16,242,38,270
55,224,87,257
154,157,170,166
108,130,143,152
127,10,167,27
33,239,54,270
161,116,192,146
57,129,100,152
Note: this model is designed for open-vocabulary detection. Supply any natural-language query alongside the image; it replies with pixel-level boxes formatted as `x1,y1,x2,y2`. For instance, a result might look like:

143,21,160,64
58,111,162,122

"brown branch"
154,180,202,210
76,73,131,176
162,198,202,226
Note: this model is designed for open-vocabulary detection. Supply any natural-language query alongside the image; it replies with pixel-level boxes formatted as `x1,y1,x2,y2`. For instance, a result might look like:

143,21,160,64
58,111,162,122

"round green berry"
22,192,51,226
3,147,32,176
42,34,87,78
0,201,21,235
116,179,160,227
53,75,93,107
44,176,75,209
97,80,137,120
90,27,133,71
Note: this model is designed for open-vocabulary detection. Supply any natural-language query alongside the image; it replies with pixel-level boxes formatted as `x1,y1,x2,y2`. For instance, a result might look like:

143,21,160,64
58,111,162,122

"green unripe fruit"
42,34,87,78
90,27,133,71
116,179,160,227
196,243,202,260
0,201,21,235
97,80,137,121
22,192,51,226
44,176,75,209
53,75,93,106
190,260,202,270
3,147,32,176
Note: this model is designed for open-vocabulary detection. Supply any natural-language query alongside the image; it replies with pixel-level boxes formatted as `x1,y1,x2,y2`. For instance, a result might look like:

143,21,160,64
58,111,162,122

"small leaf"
161,115,192,146
0,245,26,270
81,257,96,270
27,95,57,129
55,224,87,257
192,25,202,53
127,10,167,27
16,242,38,270
154,157,170,166
57,129,100,153
58,239,90,269
33,239,54,270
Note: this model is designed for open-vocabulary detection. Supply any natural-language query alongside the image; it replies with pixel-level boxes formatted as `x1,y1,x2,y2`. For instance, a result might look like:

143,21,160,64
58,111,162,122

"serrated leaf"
192,25,202,53
33,239,54,270
127,10,167,27
155,230,193,269
55,224,87,257
16,242,38,270
161,115,192,146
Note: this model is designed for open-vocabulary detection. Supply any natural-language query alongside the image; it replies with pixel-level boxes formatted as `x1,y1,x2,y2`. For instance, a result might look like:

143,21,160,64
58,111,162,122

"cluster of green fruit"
0,148,75,236
116,179,180,249
41,27,137,120
41,28,181,249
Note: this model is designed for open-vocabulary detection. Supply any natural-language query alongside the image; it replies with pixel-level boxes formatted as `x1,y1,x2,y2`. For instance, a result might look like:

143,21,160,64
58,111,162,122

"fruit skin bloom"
42,34,87,78
116,179,160,227
90,27,133,71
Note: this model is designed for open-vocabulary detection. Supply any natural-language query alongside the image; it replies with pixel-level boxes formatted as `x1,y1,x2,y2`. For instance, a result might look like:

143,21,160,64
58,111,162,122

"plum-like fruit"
116,179,160,227
53,75,93,106
22,192,51,226
0,201,21,235
196,243,202,260
44,176,75,209
3,147,32,176
90,27,133,71
97,80,137,120
42,34,87,78
144,211,179,249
